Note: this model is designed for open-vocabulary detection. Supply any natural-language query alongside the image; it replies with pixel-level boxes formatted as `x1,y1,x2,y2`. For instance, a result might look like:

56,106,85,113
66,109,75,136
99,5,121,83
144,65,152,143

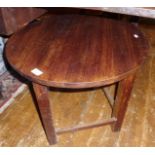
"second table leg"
32,83,57,145
111,73,136,131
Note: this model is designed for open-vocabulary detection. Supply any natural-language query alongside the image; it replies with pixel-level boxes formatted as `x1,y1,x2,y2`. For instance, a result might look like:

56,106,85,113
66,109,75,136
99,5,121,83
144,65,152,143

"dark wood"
0,7,46,35
5,14,149,89
56,117,117,134
32,83,57,145
0,9,6,34
111,73,136,131
5,14,149,144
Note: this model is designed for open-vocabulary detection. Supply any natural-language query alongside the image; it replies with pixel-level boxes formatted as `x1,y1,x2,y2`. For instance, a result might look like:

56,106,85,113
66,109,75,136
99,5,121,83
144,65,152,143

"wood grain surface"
5,14,149,88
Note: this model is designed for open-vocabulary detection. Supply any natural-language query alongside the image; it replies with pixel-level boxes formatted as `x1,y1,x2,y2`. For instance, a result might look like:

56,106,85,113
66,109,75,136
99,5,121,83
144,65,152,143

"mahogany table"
5,14,149,144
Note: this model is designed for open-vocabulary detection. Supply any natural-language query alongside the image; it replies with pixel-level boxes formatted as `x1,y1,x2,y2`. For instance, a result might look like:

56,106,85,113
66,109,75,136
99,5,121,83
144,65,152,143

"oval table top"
5,14,149,88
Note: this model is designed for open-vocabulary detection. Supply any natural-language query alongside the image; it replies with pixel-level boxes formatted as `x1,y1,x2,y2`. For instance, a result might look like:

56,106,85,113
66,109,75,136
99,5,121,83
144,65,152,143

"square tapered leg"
32,83,57,145
112,73,136,131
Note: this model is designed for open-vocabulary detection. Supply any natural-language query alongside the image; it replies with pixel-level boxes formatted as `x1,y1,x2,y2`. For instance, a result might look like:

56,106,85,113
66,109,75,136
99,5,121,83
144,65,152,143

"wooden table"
5,14,149,144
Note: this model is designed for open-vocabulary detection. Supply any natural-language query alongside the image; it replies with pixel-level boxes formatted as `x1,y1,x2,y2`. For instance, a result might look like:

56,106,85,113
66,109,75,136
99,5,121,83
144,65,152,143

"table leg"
32,83,57,145
112,73,136,131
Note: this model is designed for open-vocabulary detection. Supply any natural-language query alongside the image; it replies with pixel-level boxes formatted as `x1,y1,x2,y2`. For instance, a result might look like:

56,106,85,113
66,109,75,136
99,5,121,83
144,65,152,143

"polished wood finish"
32,83,57,144
5,14,149,89
0,7,46,35
112,73,136,131
5,14,149,144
